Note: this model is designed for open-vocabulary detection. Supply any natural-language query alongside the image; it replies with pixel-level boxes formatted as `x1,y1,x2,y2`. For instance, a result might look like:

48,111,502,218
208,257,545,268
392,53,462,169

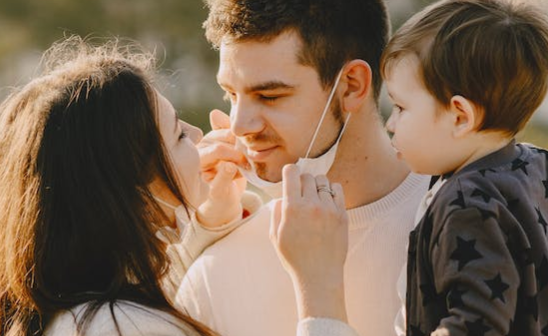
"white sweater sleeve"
161,191,263,298
297,318,361,336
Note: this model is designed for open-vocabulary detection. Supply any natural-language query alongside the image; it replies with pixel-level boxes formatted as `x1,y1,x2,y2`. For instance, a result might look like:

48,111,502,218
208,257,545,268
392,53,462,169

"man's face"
217,31,342,182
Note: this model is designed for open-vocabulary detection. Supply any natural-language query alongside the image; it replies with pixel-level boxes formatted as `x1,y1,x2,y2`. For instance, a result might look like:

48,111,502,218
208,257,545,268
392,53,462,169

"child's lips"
391,142,402,158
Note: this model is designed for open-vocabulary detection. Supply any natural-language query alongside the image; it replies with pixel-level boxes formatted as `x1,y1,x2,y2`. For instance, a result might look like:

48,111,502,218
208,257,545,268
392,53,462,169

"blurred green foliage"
0,0,226,130
0,0,547,146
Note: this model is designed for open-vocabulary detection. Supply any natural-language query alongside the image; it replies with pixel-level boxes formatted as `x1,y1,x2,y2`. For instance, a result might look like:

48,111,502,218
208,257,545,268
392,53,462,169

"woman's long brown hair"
0,37,216,336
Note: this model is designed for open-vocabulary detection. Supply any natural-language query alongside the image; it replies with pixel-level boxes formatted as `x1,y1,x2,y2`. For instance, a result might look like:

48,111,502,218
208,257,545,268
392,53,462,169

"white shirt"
44,301,200,336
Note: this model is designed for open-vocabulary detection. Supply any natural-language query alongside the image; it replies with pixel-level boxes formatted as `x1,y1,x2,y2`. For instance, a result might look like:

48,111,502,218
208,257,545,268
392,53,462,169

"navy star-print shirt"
406,141,548,336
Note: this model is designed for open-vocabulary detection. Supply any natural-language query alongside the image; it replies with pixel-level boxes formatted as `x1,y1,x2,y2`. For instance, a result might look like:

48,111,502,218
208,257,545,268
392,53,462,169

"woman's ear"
340,59,372,113
450,95,482,138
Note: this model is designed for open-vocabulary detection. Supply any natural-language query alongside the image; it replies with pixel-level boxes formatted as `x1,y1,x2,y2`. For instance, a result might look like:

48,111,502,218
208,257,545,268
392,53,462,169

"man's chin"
254,162,282,182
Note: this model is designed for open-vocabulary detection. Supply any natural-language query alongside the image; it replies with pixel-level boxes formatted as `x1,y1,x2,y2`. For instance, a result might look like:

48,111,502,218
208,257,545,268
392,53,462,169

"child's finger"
208,161,238,200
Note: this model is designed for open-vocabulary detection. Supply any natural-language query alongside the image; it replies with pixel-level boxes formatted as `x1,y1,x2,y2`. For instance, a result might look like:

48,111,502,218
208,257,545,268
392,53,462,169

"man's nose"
230,100,265,137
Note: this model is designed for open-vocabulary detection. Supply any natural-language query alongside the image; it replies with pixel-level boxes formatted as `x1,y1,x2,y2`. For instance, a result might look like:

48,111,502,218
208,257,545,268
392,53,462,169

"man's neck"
327,110,411,209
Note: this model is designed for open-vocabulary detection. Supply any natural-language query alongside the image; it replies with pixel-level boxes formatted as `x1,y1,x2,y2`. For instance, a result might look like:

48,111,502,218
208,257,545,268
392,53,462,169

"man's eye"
259,95,279,102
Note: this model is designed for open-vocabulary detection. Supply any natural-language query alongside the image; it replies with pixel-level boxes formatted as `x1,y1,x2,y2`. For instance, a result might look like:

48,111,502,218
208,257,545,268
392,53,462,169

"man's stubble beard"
254,99,344,181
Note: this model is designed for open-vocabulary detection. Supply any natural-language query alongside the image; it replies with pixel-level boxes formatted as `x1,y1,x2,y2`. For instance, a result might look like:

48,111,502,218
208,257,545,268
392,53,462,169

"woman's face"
155,92,209,208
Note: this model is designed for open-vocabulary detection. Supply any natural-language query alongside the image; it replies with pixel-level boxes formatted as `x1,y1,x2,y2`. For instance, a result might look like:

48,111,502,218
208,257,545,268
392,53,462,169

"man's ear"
449,95,482,138
340,59,372,113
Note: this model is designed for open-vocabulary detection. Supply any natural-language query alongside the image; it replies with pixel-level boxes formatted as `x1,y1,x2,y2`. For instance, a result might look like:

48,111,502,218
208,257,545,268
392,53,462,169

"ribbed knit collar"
346,172,429,228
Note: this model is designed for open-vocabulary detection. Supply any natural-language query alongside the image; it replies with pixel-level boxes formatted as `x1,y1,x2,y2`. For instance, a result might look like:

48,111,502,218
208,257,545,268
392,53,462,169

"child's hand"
196,110,247,228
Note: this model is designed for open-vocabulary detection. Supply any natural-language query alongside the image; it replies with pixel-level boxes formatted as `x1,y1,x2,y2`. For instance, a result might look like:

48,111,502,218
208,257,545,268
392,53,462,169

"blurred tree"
0,0,225,130
0,0,546,143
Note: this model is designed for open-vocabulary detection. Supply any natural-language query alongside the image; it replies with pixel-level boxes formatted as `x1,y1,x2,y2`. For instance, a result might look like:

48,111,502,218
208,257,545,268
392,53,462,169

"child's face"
384,55,463,175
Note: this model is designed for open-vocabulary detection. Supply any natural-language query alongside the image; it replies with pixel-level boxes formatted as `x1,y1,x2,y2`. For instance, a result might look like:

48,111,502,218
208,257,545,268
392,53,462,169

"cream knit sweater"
177,173,430,336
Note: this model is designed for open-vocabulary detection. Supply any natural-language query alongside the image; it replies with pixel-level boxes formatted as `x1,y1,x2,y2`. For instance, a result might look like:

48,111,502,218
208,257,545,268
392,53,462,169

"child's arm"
430,206,519,336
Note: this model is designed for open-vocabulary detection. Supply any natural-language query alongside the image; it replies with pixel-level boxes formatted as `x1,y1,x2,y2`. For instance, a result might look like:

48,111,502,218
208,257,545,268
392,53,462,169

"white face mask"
237,69,351,198
154,197,190,229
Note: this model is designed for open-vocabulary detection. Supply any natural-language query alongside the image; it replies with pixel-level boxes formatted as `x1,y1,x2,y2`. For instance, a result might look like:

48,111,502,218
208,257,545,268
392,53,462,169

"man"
176,1,430,335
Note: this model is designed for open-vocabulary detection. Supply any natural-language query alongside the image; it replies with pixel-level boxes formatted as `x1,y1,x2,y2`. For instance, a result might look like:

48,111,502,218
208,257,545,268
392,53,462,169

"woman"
0,36,259,336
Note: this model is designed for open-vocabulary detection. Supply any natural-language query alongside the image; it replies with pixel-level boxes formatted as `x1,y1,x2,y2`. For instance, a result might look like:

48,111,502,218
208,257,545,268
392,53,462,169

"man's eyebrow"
247,81,296,92
217,80,296,93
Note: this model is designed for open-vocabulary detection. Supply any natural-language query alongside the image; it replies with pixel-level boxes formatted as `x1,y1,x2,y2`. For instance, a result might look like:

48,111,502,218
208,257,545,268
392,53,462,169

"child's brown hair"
382,0,548,135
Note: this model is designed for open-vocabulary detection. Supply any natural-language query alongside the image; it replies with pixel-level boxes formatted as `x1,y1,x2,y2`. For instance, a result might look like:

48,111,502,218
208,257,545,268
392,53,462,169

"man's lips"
245,145,279,161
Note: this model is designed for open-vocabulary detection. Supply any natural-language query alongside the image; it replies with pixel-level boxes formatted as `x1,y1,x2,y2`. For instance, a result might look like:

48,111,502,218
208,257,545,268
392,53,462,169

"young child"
270,0,548,335
382,0,548,335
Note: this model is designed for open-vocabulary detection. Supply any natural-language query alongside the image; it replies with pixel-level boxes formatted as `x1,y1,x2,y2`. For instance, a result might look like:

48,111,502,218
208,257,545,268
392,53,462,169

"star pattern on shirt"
465,318,491,336
419,283,437,306
534,147,548,159
536,207,548,234
450,237,483,271
537,255,548,291
408,324,426,336
478,168,497,177
448,287,466,308
449,191,466,208
407,144,548,335
471,188,492,203
484,273,509,303
511,158,529,175
479,208,496,221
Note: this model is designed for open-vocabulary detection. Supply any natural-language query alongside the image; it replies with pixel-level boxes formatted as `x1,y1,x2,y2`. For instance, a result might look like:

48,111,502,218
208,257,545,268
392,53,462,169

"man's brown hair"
381,0,548,135
203,0,390,101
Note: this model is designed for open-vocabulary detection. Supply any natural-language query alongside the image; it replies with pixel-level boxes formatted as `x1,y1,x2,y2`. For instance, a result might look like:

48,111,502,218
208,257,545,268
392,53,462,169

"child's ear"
449,95,481,138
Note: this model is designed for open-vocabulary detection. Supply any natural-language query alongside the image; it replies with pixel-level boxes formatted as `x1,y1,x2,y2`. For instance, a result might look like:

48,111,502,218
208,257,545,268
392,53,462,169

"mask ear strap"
335,112,352,143
153,196,178,210
305,68,345,159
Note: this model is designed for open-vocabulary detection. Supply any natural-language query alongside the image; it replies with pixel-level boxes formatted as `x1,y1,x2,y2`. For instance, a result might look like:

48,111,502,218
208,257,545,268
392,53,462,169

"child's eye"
392,104,403,114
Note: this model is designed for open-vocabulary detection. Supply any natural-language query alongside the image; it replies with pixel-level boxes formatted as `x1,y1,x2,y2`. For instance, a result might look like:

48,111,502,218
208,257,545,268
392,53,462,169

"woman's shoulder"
44,300,199,336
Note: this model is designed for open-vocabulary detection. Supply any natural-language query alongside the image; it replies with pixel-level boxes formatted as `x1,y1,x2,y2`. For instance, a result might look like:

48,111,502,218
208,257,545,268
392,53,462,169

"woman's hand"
270,164,349,321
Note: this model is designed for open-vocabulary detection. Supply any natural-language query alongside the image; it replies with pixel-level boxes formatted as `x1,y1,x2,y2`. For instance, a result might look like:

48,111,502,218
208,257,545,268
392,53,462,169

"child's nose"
385,112,397,134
